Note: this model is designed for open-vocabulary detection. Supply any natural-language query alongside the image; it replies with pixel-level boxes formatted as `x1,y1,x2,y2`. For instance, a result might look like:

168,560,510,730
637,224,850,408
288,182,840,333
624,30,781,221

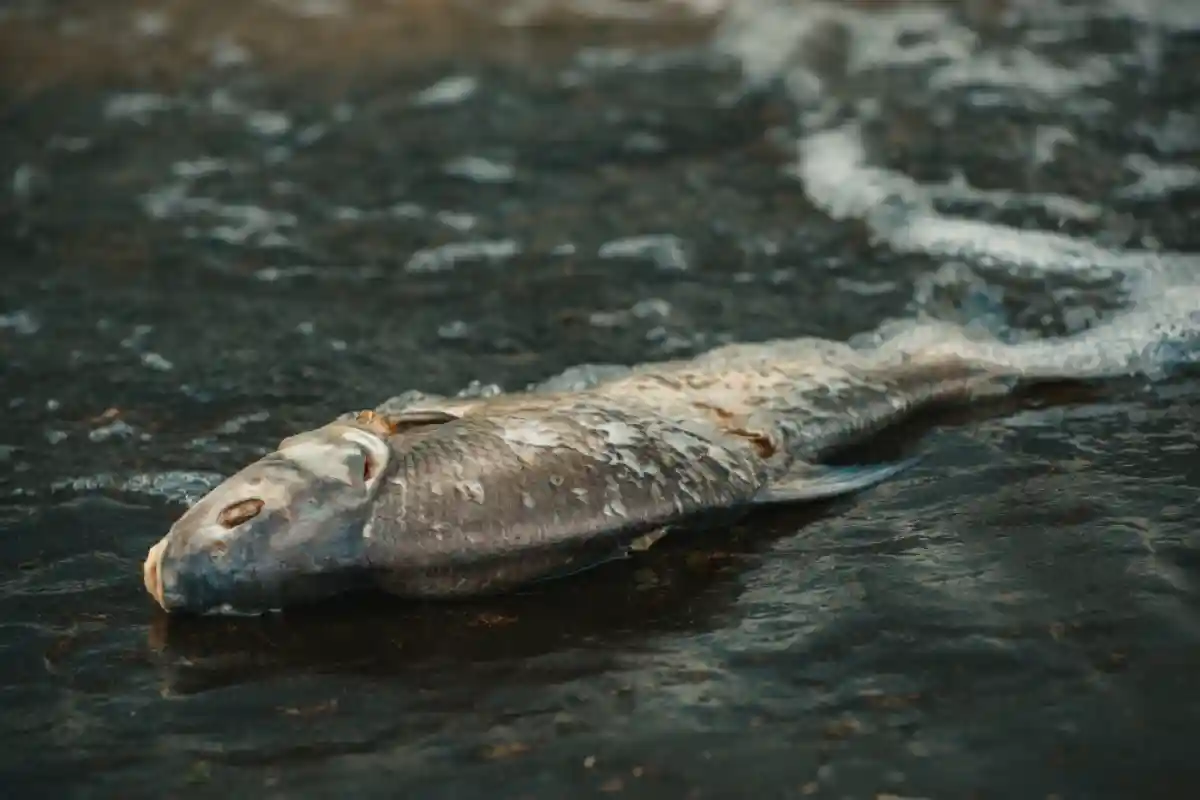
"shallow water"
2,0,1199,797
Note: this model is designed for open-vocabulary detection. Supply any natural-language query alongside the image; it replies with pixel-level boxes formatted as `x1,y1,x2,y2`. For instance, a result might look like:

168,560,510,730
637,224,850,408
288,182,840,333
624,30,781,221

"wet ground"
2,0,1200,797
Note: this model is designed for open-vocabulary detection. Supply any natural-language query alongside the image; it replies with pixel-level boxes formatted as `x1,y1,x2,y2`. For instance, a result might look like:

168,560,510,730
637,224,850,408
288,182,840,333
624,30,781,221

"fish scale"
364,407,765,580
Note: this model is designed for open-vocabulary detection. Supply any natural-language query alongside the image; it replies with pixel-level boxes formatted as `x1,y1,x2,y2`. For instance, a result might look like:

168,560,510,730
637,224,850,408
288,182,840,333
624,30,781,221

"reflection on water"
1,0,1199,797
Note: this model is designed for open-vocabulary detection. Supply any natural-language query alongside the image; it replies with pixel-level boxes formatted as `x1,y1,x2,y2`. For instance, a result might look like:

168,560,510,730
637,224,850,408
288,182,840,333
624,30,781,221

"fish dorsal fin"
752,458,919,505
352,409,460,436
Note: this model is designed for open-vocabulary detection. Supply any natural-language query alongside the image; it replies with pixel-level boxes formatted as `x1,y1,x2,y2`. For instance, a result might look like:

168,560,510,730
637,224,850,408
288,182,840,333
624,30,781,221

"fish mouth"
141,541,256,615
143,537,169,611
141,525,370,615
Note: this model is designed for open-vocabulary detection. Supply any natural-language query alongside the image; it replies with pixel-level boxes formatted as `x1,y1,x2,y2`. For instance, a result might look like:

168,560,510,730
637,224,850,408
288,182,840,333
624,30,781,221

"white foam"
140,352,174,372
404,240,520,273
210,36,251,69
171,158,231,179
929,49,1115,99
1103,0,1200,31
500,0,727,28
589,298,673,328
442,156,516,184
436,211,477,232
437,320,471,341
132,10,170,37
1134,112,1200,156
717,1,979,90
54,471,226,506
793,124,1200,293
104,93,174,121
266,0,347,18
928,172,1102,223
216,411,271,436
1117,154,1200,200
598,235,690,271
0,310,39,335
413,76,478,108
251,265,383,282
711,0,1200,379
1032,126,1076,166
244,110,291,137
145,155,293,249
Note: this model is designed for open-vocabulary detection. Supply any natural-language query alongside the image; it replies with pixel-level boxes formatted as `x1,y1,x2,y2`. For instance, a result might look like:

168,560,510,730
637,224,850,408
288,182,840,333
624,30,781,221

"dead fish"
142,289,1200,614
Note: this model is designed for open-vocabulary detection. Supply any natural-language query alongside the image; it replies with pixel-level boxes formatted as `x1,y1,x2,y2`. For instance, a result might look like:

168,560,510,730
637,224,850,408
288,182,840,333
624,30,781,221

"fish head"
142,418,394,615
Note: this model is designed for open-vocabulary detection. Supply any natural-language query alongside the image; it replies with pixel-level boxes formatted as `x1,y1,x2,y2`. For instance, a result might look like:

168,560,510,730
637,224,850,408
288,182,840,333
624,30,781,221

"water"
2,0,1199,796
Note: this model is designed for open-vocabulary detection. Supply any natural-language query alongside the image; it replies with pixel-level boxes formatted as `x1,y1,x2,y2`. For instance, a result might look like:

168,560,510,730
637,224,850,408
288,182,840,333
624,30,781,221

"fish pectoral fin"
752,458,919,506
531,528,672,587
627,527,670,553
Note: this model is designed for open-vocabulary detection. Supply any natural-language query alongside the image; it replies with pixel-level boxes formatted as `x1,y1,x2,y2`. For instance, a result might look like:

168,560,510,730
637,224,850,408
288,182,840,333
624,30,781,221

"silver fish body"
360,403,763,597
360,340,1013,596
142,292,1200,614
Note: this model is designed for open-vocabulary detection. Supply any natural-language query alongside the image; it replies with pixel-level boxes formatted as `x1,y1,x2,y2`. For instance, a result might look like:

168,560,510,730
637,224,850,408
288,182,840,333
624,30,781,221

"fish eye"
217,497,265,528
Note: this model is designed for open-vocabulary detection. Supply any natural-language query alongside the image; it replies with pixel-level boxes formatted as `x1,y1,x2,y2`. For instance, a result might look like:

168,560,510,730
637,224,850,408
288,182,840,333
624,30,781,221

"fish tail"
998,286,1200,381
866,286,1200,383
